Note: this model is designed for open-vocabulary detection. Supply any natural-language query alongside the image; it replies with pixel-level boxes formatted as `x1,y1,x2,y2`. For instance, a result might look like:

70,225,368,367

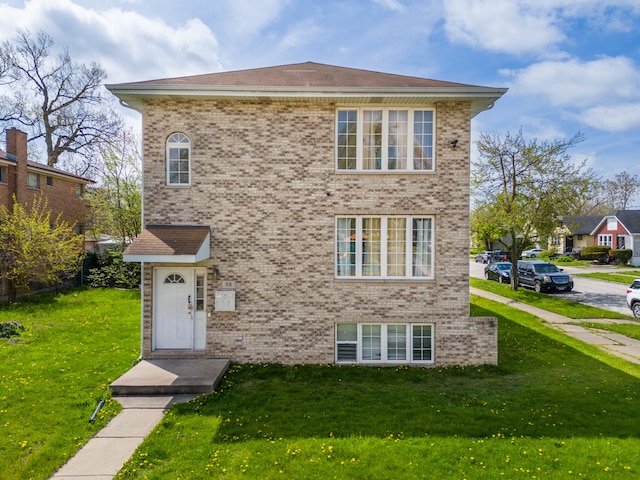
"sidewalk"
50,395,195,480
471,286,640,365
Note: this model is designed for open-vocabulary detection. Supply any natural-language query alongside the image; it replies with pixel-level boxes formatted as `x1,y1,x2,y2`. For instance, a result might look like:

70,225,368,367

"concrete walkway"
50,359,229,480
50,395,194,480
471,286,640,365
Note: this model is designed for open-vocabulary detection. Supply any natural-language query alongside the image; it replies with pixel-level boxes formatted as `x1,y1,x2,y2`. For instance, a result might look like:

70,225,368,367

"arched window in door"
164,273,186,284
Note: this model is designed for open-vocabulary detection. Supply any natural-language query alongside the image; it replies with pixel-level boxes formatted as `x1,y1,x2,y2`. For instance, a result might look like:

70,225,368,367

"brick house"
107,62,507,366
0,128,91,232
592,210,640,266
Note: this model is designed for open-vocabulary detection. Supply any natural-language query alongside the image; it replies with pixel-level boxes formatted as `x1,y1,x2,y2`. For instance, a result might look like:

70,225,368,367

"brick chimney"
6,128,28,203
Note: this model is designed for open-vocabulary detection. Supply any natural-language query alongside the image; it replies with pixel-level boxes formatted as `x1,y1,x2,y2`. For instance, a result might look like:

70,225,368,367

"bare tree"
601,171,640,211
0,29,121,173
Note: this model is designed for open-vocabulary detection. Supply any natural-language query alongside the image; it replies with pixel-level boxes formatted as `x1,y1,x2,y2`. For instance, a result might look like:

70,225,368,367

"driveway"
470,260,633,317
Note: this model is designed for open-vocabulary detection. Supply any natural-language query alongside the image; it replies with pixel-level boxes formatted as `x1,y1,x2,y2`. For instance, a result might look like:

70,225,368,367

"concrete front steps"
110,358,230,396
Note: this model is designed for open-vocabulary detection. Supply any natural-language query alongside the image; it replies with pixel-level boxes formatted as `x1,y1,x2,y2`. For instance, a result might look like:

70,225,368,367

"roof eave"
106,84,508,117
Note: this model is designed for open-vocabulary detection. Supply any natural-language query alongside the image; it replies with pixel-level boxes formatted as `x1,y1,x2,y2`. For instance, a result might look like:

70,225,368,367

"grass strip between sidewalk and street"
574,272,640,285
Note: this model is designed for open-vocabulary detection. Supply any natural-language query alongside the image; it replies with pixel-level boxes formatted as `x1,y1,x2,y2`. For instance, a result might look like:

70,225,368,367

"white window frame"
166,132,191,186
598,234,612,247
335,108,435,172
336,323,434,364
335,216,434,280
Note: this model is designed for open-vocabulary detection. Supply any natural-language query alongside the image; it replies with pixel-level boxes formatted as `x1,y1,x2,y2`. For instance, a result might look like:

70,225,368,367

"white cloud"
500,56,640,132
219,0,288,39
502,56,640,108
581,103,640,132
0,0,222,83
371,0,404,12
443,0,564,55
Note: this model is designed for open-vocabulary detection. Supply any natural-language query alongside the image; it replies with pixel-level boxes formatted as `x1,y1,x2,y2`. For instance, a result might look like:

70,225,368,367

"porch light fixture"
450,139,458,148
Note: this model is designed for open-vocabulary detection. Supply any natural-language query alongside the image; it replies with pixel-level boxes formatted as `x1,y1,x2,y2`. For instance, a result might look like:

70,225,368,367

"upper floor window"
336,216,434,279
27,172,40,189
167,133,191,186
76,183,84,197
46,176,53,187
0,165,6,183
336,108,434,172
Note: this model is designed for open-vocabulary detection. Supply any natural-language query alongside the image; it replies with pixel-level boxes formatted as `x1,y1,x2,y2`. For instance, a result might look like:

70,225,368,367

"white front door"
153,267,206,350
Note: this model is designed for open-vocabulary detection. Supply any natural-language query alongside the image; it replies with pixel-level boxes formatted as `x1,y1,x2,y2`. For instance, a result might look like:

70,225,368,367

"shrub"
556,256,573,263
0,321,25,339
580,245,610,263
609,249,633,265
86,248,140,289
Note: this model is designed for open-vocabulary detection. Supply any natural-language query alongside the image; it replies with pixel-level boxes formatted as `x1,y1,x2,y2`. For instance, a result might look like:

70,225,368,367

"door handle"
188,295,192,305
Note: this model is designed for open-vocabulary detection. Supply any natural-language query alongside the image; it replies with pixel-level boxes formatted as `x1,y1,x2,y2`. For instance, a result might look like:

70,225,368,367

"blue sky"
1,0,639,181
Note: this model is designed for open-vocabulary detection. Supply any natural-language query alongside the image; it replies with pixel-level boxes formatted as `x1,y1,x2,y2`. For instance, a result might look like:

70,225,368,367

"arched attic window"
166,133,191,186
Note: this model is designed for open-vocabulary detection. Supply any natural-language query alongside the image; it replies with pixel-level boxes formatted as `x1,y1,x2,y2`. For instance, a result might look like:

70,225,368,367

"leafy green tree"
0,196,83,302
472,129,599,289
0,29,121,173
86,130,142,245
470,202,504,251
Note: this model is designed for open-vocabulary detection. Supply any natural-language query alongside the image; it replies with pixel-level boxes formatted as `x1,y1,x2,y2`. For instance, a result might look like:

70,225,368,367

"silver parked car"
627,279,640,318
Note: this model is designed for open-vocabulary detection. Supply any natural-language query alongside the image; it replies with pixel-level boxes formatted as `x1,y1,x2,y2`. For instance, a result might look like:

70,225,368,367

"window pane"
412,325,432,361
363,110,382,170
387,218,406,276
413,111,433,170
362,324,381,360
388,110,407,170
337,110,358,170
196,275,205,311
362,218,381,276
337,323,357,341
388,324,407,360
412,218,433,277
336,218,356,276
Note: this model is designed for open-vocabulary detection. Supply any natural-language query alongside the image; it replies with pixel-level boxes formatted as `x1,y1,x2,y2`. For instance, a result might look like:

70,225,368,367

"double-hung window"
336,216,434,279
598,234,612,247
336,323,433,364
167,133,191,186
336,108,434,171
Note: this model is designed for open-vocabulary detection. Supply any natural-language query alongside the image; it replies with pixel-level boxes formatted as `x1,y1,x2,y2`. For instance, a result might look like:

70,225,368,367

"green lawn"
115,296,640,479
575,272,640,285
0,288,140,480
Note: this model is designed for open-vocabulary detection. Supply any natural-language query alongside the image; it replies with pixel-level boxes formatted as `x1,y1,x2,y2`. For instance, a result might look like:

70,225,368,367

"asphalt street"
470,260,636,317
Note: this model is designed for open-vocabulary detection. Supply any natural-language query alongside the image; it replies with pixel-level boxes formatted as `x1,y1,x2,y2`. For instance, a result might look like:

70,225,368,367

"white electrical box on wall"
215,290,236,311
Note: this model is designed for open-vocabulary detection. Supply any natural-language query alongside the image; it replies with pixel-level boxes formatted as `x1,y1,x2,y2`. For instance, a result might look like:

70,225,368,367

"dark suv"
517,260,573,293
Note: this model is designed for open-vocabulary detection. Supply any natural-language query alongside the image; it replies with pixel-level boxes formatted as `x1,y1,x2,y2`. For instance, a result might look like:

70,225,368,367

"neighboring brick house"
592,210,640,266
108,62,507,366
0,128,91,232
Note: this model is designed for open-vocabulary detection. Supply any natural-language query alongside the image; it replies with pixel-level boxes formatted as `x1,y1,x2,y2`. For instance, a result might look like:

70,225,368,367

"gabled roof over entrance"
123,225,211,263
106,61,507,117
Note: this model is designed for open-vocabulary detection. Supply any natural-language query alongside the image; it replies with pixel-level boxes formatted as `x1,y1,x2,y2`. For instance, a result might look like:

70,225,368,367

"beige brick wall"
140,98,497,366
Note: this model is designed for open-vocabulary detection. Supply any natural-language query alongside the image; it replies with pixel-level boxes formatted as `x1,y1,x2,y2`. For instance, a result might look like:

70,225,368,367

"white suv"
627,279,640,318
